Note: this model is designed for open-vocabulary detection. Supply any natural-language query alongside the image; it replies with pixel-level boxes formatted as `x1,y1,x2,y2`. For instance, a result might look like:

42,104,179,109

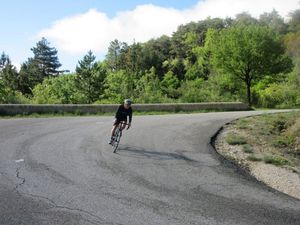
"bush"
32,74,85,104
178,78,205,102
0,80,31,104
257,82,300,108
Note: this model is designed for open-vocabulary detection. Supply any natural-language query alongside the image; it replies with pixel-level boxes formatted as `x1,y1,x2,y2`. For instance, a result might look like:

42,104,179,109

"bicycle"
110,121,128,153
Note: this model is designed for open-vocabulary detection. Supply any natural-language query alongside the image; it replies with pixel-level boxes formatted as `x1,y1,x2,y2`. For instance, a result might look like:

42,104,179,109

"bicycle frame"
112,121,128,153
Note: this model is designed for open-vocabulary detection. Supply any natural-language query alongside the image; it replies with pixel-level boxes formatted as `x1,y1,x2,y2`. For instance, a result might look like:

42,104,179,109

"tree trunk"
246,80,252,107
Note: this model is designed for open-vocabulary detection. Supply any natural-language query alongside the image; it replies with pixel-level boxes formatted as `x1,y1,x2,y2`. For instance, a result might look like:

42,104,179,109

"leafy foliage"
288,9,300,32
0,53,19,91
104,70,133,103
32,74,84,104
1,9,299,106
259,10,287,34
210,24,293,105
134,67,169,103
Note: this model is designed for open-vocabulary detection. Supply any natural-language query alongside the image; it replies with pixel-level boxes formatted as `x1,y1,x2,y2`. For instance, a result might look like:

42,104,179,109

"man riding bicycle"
109,99,133,145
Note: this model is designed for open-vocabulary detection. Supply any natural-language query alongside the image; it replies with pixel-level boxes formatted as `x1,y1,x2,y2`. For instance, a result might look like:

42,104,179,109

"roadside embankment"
214,111,300,200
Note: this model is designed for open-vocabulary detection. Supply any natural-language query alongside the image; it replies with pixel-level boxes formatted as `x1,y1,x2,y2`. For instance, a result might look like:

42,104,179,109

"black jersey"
115,104,132,122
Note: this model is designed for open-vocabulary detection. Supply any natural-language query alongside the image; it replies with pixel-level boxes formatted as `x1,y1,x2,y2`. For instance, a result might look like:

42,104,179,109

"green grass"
272,135,295,148
263,155,291,166
236,118,251,129
242,144,253,153
247,155,262,161
225,133,247,145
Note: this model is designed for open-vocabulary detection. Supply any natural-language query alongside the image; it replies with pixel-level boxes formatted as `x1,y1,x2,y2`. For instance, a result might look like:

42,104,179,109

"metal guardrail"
0,103,250,115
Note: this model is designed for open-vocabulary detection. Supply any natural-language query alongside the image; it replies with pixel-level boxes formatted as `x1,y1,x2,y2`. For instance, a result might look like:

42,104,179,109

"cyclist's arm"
128,108,132,123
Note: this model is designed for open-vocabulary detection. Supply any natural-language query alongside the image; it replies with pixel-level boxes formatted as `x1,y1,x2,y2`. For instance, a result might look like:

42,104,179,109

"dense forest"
0,9,299,107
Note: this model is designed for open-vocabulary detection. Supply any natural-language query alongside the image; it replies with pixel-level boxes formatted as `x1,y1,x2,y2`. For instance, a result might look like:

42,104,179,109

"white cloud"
37,0,299,56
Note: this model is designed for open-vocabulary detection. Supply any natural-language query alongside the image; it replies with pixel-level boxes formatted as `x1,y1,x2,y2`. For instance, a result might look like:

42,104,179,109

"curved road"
0,111,299,225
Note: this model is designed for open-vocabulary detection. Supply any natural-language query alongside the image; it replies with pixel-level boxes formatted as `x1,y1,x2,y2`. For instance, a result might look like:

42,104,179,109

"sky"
0,0,299,72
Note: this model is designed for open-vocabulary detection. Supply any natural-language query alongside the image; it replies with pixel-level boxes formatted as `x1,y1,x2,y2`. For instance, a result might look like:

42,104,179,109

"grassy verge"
225,133,247,145
225,111,300,171
0,108,238,119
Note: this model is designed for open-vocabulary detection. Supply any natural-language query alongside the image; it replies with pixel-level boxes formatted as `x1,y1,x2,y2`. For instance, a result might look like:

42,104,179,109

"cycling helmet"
124,99,132,105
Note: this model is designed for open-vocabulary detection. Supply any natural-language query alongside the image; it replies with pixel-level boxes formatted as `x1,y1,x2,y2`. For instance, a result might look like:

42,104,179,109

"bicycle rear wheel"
112,129,122,153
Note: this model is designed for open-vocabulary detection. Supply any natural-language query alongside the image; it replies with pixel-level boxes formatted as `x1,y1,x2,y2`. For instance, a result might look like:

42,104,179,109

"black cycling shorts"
113,118,127,126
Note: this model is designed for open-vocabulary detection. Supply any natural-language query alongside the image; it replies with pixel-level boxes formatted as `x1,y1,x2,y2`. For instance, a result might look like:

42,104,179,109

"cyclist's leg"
120,120,127,130
112,119,121,135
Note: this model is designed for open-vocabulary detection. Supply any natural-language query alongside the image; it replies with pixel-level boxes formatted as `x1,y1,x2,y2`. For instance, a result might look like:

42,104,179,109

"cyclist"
109,99,133,145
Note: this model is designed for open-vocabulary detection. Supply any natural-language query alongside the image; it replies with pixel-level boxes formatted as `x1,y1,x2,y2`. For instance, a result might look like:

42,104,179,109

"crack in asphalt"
18,191,112,225
13,164,109,224
15,165,25,190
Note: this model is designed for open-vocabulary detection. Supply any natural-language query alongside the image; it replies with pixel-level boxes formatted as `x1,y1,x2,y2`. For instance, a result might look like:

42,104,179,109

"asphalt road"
0,111,300,225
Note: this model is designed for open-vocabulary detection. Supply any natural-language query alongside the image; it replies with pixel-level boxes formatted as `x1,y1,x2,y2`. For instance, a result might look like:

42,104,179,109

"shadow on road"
116,145,197,162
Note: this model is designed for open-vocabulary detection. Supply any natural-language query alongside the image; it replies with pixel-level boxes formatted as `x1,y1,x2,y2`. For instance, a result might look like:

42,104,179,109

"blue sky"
0,0,298,72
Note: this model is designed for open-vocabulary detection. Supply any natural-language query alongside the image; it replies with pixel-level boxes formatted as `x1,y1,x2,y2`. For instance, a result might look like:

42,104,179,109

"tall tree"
210,25,293,106
124,42,143,75
141,36,171,79
31,37,62,77
0,52,19,92
75,51,106,103
106,39,128,72
134,67,164,103
170,18,226,80
1,62,19,91
259,10,287,34
0,52,10,70
234,12,258,25
15,38,62,95
161,71,180,98
288,9,300,32
184,32,211,80
18,58,43,95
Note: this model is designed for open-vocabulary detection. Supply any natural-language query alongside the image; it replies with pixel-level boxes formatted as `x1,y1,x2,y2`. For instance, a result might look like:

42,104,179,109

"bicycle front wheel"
113,129,122,153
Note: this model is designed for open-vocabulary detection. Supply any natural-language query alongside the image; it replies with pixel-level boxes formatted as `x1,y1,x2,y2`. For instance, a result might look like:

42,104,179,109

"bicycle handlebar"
118,121,131,130
119,121,129,125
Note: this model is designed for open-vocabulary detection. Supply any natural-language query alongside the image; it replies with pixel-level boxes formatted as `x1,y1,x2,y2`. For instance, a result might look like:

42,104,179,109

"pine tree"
0,52,10,71
75,51,106,103
16,38,62,95
31,37,62,78
0,52,19,91
18,58,44,95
